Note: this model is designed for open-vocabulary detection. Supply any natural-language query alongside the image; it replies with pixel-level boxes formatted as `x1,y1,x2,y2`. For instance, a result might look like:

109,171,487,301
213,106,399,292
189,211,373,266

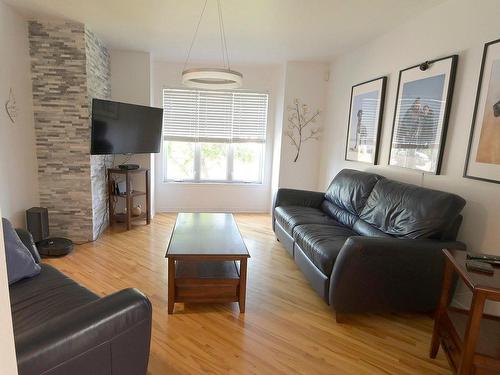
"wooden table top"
444,249,500,292
165,213,250,257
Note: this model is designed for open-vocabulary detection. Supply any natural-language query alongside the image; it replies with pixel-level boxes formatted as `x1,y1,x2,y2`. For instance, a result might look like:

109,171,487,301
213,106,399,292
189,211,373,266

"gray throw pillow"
2,218,41,284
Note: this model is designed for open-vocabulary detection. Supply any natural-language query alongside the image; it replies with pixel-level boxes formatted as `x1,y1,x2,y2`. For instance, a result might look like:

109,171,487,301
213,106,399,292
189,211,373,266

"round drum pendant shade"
182,68,243,89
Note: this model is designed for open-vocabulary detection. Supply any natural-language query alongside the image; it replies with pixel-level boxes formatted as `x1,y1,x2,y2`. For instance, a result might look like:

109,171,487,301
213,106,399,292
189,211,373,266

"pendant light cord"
183,0,208,71
217,0,230,70
183,0,231,72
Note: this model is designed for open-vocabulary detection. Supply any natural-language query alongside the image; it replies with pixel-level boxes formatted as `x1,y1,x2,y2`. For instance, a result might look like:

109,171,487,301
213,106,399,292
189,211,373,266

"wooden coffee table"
165,213,250,314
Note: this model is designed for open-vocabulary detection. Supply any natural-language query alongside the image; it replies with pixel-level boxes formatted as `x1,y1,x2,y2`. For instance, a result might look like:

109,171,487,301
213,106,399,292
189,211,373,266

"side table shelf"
108,168,151,230
430,249,500,374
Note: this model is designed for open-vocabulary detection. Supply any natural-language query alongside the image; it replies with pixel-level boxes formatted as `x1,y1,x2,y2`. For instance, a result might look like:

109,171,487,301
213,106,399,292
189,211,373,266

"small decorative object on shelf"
430,249,500,374
285,98,321,162
132,205,142,217
108,168,150,231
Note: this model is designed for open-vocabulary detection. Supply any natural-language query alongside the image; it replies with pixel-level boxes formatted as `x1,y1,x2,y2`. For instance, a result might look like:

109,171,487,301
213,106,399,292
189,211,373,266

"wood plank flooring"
44,213,452,374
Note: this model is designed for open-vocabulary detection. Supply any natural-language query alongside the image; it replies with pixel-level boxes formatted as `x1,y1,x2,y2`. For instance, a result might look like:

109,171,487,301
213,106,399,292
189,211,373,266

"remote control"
466,251,500,266
466,260,494,275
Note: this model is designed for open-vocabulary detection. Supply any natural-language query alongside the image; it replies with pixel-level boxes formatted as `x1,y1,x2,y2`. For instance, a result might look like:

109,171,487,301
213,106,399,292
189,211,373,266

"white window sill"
163,180,264,186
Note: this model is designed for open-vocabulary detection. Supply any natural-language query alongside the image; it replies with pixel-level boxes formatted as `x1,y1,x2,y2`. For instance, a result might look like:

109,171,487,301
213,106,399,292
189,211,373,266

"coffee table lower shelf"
167,258,248,314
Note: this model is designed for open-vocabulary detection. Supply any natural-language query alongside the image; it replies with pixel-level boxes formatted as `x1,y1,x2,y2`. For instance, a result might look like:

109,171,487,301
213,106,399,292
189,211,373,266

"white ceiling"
7,0,445,64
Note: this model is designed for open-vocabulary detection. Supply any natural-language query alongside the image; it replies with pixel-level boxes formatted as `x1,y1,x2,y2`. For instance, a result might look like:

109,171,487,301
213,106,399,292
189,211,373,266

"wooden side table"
108,168,150,230
430,249,500,374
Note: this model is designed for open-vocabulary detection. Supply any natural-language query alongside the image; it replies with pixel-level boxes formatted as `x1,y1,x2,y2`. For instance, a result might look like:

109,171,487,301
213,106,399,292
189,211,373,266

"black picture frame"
388,54,458,174
344,76,387,165
464,38,500,184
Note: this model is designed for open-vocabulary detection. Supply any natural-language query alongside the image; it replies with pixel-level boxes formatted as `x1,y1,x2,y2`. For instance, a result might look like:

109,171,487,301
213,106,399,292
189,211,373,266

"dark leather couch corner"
272,188,325,231
10,230,153,375
272,168,467,317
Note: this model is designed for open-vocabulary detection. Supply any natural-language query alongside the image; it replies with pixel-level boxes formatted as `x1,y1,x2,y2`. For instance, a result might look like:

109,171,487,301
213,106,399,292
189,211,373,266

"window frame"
161,87,269,185
163,141,265,184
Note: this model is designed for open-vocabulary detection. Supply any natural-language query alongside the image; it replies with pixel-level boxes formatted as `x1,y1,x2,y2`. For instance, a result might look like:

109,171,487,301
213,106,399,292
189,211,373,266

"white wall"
110,49,155,216
0,210,18,375
277,62,329,191
152,61,281,213
0,1,39,228
319,0,500,314
270,65,286,204
111,50,151,105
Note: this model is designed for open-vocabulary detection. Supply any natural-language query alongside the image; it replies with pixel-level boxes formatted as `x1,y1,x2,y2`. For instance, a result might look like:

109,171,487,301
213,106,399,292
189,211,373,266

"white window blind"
163,89,268,143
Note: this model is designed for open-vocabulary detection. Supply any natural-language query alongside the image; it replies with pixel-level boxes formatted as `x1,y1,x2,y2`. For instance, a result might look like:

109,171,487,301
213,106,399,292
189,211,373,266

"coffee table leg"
238,258,247,313
168,258,175,314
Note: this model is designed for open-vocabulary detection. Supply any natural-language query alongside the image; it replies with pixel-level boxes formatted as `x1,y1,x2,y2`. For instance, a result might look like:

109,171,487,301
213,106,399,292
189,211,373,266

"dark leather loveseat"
9,229,152,375
273,169,466,319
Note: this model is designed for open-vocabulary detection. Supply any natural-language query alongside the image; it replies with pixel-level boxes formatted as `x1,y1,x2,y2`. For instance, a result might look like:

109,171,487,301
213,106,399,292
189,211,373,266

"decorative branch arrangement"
5,88,18,124
285,98,321,162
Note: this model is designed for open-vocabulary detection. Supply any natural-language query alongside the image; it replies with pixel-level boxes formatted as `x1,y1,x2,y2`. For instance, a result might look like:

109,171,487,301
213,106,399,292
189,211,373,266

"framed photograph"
464,39,500,184
389,55,458,174
345,76,387,164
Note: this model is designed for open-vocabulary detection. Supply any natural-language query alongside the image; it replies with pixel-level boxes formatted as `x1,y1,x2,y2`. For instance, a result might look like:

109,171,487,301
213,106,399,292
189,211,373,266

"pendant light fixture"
182,0,242,89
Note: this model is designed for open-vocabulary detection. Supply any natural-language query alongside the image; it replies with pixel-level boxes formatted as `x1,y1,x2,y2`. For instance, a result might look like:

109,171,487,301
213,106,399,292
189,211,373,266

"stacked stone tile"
29,21,111,242
86,28,112,239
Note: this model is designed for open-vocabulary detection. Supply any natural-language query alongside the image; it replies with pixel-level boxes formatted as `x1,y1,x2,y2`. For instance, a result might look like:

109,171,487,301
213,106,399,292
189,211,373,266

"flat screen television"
90,99,163,155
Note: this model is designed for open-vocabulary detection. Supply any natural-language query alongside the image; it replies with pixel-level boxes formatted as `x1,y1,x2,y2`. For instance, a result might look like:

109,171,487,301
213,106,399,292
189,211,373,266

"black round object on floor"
37,237,73,257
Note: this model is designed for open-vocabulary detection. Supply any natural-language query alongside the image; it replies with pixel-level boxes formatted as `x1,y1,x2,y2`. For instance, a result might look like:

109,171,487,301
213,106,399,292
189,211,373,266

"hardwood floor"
44,213,452,374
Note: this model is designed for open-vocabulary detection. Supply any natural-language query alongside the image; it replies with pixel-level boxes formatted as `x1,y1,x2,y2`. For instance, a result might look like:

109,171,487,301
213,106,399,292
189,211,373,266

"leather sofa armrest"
272,188,324,230
329,236,466,314
273,188,324,209
16,288,152,375
15,228,41,263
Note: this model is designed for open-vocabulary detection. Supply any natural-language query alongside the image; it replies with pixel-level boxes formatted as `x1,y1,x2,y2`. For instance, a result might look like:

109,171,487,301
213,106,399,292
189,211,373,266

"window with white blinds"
162,88,269,184
162,89,268,143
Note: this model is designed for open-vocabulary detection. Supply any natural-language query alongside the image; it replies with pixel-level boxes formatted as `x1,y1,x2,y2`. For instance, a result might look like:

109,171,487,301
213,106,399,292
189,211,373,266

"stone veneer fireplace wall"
86,27,112,239
28,21,111,242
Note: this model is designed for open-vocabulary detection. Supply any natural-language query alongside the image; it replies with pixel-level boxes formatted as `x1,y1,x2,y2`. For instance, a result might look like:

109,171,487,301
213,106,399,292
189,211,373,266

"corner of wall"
274,61,329,192
270,63,287,206
85,27,112,240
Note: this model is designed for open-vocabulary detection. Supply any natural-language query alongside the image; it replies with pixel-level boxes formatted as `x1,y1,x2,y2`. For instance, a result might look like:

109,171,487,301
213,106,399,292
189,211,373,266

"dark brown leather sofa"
273,169,466,318
10,229,152,375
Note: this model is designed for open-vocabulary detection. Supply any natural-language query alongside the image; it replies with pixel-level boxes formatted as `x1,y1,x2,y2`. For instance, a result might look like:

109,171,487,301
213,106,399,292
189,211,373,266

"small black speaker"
26,207,49,243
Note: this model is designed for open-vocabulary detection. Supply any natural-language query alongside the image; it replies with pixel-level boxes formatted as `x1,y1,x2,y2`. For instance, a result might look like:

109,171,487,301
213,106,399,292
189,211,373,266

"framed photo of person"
464,39,500,184
345,76,387,164
389,55,458,174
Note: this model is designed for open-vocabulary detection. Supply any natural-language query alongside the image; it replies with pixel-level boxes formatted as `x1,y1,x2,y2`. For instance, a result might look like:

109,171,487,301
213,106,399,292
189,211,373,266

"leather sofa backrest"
359,178,466,239
322,169,383,228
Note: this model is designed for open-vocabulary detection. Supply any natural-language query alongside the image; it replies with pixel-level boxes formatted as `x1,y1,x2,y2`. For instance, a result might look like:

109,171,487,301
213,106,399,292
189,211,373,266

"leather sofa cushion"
9,264,99,336
274,206,337,236
352,219,391,238
360,178,466,239
324,169,383,217
293,223,355,276
321,200,358,228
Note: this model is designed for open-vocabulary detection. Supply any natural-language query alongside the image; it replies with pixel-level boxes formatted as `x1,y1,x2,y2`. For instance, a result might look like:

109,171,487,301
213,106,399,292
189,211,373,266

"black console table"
108,168,150,230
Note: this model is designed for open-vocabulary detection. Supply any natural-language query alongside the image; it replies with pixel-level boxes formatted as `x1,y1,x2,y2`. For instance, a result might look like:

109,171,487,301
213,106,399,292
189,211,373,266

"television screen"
91,99,163,155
